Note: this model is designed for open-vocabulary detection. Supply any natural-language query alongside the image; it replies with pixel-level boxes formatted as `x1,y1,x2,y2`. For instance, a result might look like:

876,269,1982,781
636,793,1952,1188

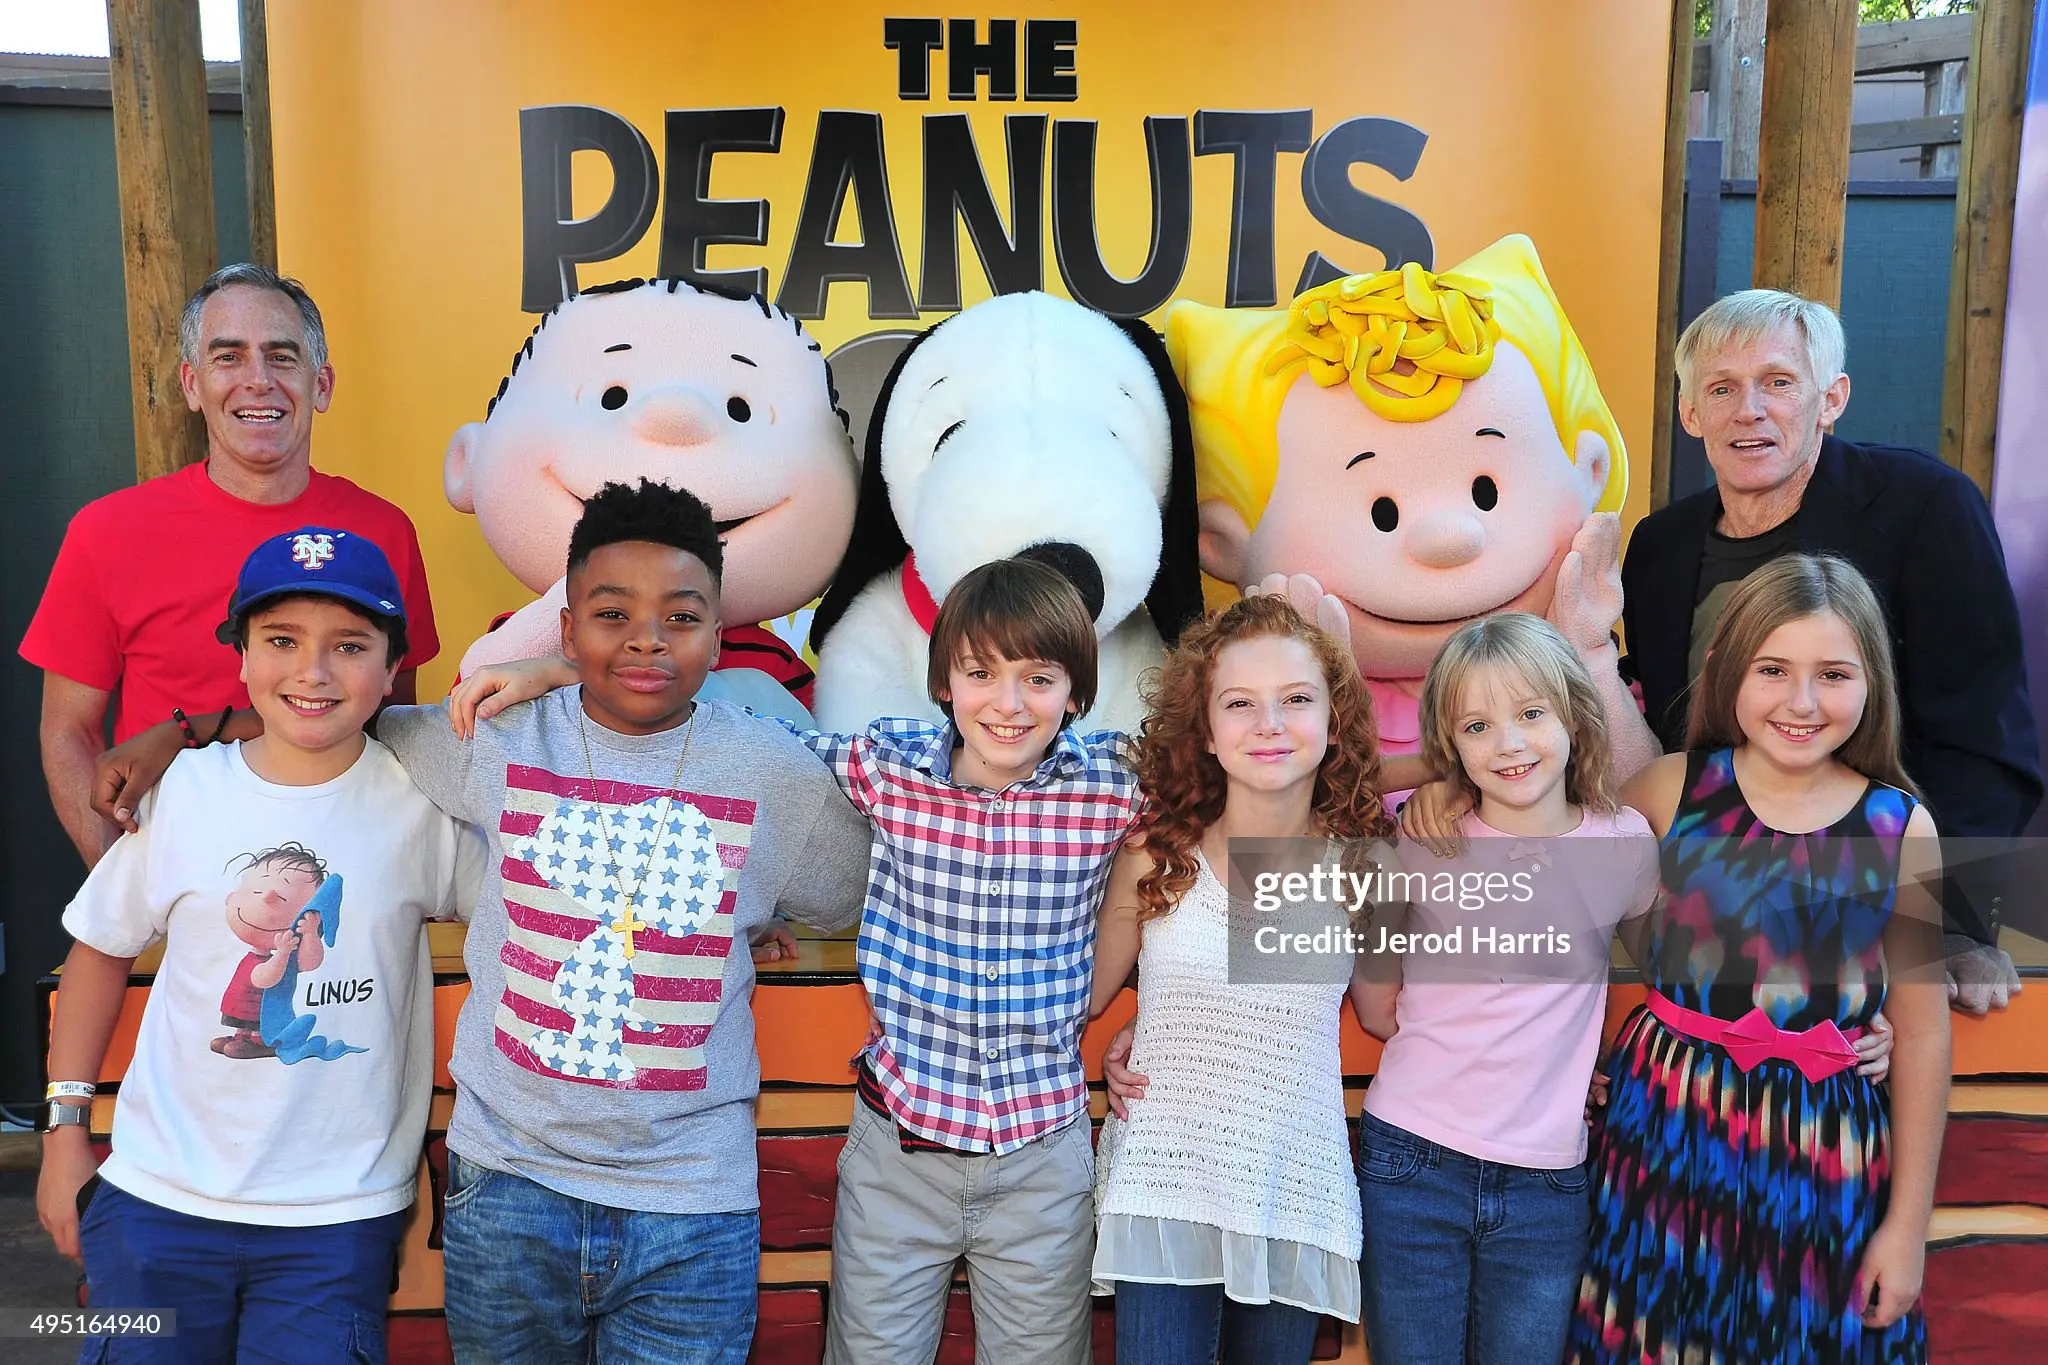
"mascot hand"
458,579,571,678
1247,573,1351,652
1548,512,1624,658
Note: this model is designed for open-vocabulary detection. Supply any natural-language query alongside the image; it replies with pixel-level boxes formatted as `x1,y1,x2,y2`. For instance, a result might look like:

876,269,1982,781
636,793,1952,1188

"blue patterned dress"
1568,748,1926,1364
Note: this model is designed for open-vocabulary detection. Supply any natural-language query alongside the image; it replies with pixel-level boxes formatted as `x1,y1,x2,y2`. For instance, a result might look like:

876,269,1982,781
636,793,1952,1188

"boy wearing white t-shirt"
36,527,480,1365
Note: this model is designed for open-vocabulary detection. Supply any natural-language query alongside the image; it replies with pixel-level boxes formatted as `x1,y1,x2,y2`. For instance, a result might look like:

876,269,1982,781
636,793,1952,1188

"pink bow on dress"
1718,1009,1860,1083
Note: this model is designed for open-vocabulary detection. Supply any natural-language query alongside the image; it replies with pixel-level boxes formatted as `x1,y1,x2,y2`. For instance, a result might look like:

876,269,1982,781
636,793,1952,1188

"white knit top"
1090,851,1361,1321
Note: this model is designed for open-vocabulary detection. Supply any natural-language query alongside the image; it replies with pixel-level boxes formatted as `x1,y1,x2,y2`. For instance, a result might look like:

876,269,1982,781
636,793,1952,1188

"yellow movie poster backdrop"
266,0,1670,699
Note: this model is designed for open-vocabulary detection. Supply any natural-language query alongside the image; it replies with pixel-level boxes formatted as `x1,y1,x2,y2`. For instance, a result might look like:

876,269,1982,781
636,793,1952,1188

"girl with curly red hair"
1087,591,1395,1364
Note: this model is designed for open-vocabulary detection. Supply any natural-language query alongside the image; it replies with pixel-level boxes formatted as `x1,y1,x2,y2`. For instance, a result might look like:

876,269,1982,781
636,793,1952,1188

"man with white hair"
22,263,439,865
1621,288,2040,1012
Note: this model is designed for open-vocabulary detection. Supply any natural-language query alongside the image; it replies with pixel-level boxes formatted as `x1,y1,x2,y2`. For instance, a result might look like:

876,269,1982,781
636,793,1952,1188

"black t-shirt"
1686,513,1801,680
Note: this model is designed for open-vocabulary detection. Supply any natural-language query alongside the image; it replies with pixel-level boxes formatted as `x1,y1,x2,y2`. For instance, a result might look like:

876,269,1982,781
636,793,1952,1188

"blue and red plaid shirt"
797,719,1143,1154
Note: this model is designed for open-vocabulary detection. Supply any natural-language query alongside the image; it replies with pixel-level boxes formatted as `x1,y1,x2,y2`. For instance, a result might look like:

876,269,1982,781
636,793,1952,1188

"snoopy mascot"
808,291,1206,734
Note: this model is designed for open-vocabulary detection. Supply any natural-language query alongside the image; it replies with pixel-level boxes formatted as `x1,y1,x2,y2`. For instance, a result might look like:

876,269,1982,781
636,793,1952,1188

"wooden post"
1940,0,2038,496
1672,140,1726,503
1753,0,1859,307
240,0,277,269
105,0,217,482
1922,60,1968,179
1708,0,1767,178
1651,0,1698,512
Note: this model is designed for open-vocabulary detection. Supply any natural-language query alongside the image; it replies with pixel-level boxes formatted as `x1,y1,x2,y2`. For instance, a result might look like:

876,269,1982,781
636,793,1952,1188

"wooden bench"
43,925,2048,1363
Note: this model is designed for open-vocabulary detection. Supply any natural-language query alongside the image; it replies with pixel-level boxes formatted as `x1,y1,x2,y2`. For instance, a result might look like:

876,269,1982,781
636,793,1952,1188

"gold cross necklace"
577,699,697,960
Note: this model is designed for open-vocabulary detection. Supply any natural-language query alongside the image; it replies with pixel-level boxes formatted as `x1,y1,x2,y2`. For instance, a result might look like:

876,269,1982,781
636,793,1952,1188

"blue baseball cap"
216,527,407,645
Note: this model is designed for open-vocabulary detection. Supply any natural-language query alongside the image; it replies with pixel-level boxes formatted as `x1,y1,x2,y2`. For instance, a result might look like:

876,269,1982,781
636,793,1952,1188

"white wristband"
45,1080,97,1102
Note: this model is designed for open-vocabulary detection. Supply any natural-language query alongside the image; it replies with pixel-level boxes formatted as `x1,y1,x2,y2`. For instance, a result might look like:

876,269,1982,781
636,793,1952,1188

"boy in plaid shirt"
461,556,1139,1362
799,559,1138,1364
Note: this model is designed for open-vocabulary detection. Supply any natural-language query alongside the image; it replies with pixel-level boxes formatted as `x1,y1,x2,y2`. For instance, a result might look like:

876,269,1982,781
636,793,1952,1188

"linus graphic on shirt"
216,844,366,1065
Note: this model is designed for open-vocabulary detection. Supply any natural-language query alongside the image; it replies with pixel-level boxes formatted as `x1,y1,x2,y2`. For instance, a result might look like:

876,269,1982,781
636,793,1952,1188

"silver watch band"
42,1100,89,1131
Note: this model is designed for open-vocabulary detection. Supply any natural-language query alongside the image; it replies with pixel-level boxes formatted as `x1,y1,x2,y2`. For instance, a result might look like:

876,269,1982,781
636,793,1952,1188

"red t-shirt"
20,461,439,743
713,623,814,708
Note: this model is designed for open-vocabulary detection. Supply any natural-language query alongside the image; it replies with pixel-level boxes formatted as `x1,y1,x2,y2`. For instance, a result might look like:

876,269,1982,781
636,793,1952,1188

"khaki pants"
824,1102,1096,1365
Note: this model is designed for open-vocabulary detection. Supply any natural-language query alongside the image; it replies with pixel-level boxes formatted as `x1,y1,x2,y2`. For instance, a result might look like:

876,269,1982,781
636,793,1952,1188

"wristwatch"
38,1100,89,1134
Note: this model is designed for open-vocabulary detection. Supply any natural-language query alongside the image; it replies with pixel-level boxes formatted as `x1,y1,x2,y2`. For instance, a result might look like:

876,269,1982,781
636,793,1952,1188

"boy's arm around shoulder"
375,701,490,826
765,712,886,817
762,720,874,934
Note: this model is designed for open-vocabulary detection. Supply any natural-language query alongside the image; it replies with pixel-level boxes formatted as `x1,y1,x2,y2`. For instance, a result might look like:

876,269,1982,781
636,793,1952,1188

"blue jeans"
76,1176,404,1364
1356,1111,1590,1365
1113,1279,1322,1365
440,1152,760,1365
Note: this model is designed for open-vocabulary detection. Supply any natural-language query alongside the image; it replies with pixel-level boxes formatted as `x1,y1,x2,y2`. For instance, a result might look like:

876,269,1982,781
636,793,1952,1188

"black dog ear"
1109,316,1206,645
810,324,935,652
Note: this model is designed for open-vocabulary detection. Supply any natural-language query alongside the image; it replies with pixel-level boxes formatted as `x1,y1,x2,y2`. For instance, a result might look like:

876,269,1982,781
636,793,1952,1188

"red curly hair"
1131,594,1391,923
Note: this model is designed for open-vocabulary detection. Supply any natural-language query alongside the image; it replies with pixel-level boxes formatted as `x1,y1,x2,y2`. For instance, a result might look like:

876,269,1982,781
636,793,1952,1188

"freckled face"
1244,343,1604,679
1449,664,1573,823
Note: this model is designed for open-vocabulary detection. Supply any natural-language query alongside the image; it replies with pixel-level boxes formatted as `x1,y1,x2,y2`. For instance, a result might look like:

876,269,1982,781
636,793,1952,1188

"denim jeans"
1356,1110,1590,1365
1113,1279,1322,1365
441,1153,760,1365
76,1176,404,1364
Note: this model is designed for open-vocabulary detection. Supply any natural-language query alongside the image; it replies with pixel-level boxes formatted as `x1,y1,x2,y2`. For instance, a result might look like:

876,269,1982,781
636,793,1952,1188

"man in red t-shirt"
21,264,439,864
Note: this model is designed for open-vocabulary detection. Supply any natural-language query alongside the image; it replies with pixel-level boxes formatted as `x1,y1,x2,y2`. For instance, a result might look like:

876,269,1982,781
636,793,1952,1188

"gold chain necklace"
576,700,696,961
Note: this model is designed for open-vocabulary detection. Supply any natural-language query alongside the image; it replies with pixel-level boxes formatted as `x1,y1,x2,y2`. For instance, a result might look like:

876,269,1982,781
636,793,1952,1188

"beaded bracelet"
171,707,200,748
205,705,234,746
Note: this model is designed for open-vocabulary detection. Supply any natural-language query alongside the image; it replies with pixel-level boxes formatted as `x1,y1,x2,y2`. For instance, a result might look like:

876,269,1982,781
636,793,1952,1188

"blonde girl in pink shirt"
1346,613,1648,1361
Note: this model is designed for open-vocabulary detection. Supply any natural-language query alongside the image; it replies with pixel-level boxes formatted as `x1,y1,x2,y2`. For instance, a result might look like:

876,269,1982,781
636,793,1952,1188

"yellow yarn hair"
1166,234,1628,537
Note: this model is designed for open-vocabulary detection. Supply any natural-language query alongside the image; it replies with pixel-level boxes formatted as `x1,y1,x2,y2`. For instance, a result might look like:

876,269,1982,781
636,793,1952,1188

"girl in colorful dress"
1570,553,1949,1363
1088,592,1393,1364
1349,612,1663,1364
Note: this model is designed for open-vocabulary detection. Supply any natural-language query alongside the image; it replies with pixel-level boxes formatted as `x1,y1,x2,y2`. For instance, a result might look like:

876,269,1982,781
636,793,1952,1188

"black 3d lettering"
1295,116,1434,293
519,105,660,312
918,114,1047,311
656,107,785,296
775,111,918,320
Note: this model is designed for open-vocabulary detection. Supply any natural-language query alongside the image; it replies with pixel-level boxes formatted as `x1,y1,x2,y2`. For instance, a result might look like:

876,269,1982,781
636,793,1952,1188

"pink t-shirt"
1363,805,1660,1168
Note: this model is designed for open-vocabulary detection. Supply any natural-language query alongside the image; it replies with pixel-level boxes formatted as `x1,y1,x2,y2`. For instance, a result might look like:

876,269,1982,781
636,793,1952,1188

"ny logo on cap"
292,533,336,571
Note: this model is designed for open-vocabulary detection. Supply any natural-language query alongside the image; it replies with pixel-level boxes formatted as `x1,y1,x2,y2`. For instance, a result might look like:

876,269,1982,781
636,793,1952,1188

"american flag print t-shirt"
375,691,872,1215
495,765,756,1090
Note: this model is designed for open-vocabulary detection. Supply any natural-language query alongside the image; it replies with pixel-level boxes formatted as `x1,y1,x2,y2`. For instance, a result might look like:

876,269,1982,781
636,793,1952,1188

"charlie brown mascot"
444,279,857,719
